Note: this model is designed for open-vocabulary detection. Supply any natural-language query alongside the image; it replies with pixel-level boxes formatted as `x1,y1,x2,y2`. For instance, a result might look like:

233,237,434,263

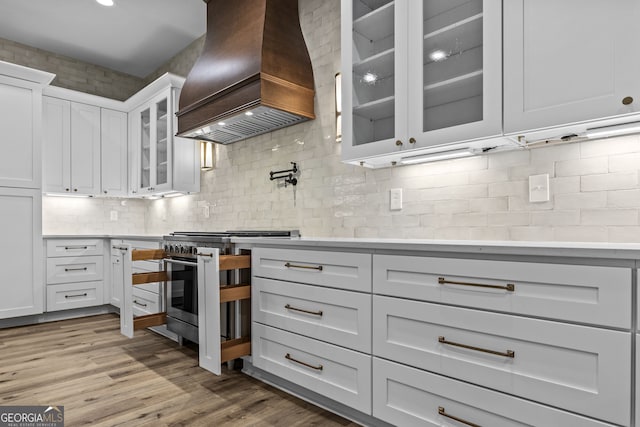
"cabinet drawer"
253,277,371,352
373,296,631,425
132,287,161,316
132,259,163,274
374,255,631,328
252,247,371,292
46,256,104,284
47,239,103,257
373,358,617,427
46,281,104,312
252,323,371,414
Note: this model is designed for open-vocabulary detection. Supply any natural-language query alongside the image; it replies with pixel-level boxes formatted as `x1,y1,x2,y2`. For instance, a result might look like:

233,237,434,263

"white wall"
43,0,640,243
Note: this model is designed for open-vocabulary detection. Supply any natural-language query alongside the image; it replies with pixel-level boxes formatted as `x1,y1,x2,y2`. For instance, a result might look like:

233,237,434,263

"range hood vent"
176,0,315,145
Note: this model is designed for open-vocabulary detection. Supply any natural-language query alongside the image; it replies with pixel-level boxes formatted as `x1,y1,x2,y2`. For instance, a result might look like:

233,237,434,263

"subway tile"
509,226,554,241
581,209,639,226
530,210,580,226
530,143,580,163
556,157,608,177
553,226,608,242
608,189,640,208
609,152,640,172
580,134,640,158
488,180,527,198
554,192,607,210
580,172,638,192
488,212,531,226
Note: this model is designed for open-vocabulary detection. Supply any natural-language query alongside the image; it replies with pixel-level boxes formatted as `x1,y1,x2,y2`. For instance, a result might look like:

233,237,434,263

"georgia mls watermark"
0,406,64,427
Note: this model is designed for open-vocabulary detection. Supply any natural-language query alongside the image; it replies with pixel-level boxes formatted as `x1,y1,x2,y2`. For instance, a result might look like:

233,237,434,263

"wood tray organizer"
119,247,252,374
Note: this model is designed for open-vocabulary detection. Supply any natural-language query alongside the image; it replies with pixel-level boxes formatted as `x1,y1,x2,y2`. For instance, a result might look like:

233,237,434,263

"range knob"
163,244,169,253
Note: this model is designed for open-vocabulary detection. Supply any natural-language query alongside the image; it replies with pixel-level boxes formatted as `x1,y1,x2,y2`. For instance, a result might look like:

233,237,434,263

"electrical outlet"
529,174,550,203
110,210,118,221
390,188,402,210
203,205,210,218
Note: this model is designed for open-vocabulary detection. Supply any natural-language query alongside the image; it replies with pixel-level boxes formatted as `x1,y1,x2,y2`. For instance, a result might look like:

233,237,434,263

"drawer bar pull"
285,304,323,317
285,353,323,371
284,262,323,271
65,267,88,272
196,253,213,258
438,336,515,358
438,277,515,292
65,293,87,299
133,300,148,307
438,407,481,427
64,246,88,250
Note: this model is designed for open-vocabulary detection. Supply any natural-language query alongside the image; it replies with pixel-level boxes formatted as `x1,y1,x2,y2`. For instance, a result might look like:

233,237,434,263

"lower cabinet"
373,358,617,427
0,188,42,319
252,323,372,414
373,295,631,425
45,238,104,312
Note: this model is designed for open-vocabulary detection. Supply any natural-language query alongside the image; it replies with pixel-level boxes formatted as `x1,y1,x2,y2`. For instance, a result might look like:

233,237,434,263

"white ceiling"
0,0,206,78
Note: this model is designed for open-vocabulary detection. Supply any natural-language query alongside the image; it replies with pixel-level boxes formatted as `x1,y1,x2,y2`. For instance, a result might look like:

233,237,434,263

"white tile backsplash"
39,0,640,243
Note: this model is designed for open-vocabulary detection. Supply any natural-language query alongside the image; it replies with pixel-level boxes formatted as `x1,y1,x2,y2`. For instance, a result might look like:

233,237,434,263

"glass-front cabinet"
342,0,503,167
134,89,172,194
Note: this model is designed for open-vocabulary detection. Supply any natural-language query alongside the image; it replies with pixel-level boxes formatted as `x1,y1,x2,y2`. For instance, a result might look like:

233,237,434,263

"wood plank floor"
0,314,360,426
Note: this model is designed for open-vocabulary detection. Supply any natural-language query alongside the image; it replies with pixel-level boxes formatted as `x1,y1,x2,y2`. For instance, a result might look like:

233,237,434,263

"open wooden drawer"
115,245,251,375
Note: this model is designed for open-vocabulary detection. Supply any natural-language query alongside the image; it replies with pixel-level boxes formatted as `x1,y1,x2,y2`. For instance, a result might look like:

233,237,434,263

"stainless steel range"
162,230,298,343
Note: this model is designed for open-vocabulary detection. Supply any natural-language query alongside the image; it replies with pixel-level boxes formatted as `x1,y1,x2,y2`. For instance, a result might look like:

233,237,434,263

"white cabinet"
0,188,43,319
129,81,199,196
100,109,128,196
374,254,632,328
43,97,101,195
374,358,617,427
109,239,162,308
341,0,505,167
252,323,372,414
504,0,640,135
45,238,104,312
373,295,631,425
0,77,44,189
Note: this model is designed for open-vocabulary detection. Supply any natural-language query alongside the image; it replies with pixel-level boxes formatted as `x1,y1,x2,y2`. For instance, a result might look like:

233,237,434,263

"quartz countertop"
43,234,162,241
231,236,640,260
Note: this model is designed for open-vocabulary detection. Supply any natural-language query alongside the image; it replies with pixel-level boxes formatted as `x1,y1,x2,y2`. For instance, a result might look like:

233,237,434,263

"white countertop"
232,237,640,260
43,234,162,241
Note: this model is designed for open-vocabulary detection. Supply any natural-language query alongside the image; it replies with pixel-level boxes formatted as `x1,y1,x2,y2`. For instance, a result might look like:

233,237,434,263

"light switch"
529,174,550,203
390,188,402,210
110,210,118,221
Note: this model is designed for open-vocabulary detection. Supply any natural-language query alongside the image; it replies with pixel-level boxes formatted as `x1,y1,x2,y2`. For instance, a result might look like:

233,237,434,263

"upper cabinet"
342,0,506,167
43,97,101,195
128,76,199,197
0,72,52,189
101,108,128,197
503,0,640,135
42,73,199,198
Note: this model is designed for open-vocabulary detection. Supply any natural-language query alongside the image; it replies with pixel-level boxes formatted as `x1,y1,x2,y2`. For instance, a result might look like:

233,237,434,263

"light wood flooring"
0,314,359,426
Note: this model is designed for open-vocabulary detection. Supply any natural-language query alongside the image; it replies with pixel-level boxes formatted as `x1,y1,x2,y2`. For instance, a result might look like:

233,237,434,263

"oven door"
164,258,199,327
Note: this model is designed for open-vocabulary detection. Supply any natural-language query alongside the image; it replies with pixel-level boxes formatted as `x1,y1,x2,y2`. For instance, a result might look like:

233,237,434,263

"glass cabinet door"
408,0,501,148
155,97,168,187
342,0,408,161
139,107,151,190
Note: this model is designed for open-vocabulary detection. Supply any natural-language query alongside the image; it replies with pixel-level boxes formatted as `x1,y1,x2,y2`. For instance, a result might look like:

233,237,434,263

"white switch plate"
529,173,550,203
110,210,118,221
390,188,402,210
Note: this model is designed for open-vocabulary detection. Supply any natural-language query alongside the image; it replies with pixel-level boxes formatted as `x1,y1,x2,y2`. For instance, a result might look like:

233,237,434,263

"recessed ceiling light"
429,50,449,62
96,0,114,6
217,121,226,126
244,111,254,116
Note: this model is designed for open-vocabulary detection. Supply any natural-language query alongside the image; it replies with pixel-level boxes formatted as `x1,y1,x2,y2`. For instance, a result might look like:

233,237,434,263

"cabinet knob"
391,161,397,166
104,190,107,194
395,140,403,146
409,137,416,144
73,189,78,192
65,188,70,192
623,96,634,105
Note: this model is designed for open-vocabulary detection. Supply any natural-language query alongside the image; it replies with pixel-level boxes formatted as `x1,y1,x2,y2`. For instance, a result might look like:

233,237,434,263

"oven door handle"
163,258,199,267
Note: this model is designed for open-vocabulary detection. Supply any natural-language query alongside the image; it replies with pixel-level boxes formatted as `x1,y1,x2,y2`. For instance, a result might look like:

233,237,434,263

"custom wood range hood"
176,0,315,144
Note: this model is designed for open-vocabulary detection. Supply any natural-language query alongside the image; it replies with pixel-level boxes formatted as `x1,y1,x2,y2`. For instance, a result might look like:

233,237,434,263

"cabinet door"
407,0,502,149
110,244,123,308
0,188,42,319
70,102,101,194
504,0,640,134
152,90,172,192
0,79,41,189
43,96,71,194
137,103,152,193
100,109,128,196
341,0,408,161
